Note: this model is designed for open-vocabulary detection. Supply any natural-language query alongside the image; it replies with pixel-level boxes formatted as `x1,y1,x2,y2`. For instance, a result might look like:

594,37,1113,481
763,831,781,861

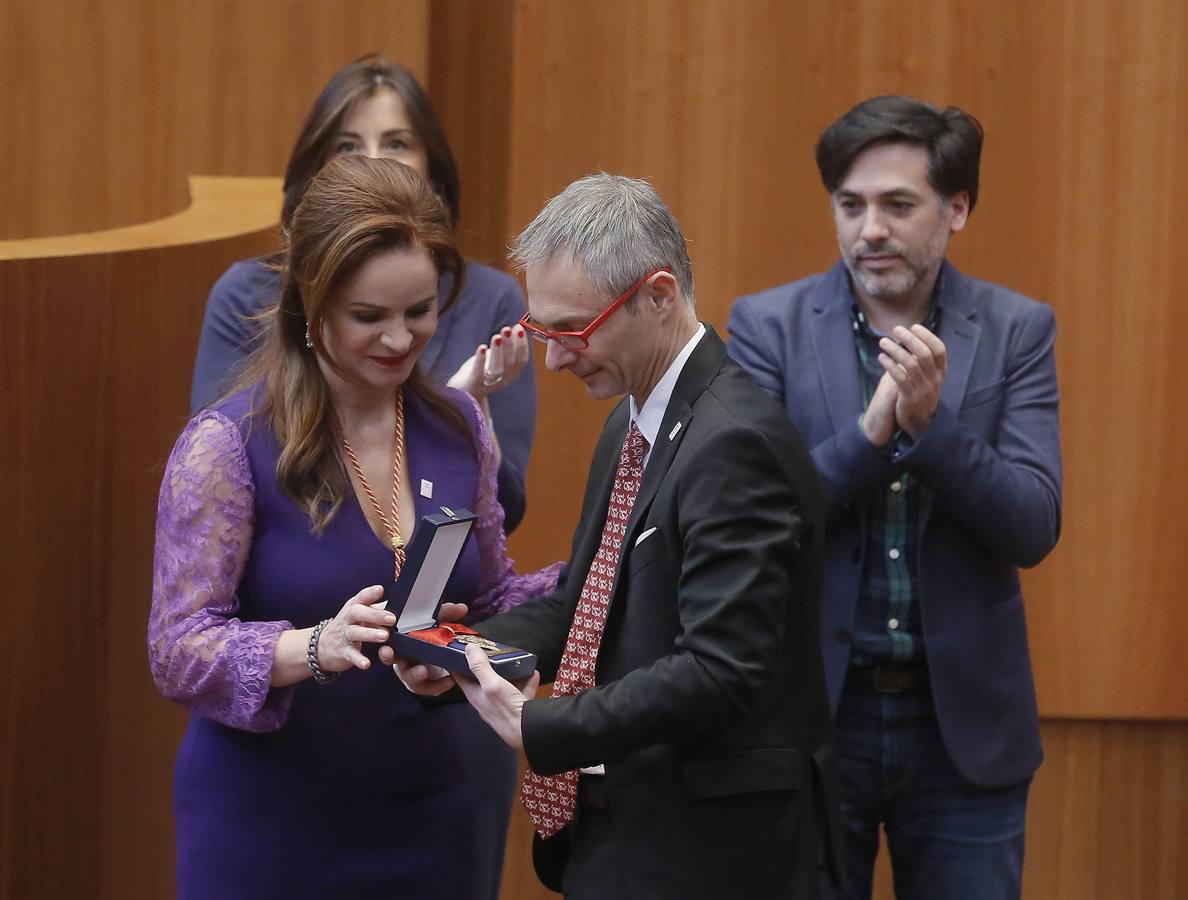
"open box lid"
383,508,477,633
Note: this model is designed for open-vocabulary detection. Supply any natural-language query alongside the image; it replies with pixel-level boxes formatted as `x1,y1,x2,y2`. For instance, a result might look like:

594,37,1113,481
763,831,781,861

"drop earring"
305,324,314,349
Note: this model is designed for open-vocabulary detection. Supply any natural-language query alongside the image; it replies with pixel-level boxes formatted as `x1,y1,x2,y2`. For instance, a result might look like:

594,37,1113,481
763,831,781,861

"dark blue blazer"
727,260,1062,788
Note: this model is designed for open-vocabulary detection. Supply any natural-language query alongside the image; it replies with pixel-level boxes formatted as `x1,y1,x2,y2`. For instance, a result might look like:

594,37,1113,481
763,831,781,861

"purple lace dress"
149,387,558,899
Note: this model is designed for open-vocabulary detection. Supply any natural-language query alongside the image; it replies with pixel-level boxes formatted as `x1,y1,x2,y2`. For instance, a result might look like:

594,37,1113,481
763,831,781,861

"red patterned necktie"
520,424,649,839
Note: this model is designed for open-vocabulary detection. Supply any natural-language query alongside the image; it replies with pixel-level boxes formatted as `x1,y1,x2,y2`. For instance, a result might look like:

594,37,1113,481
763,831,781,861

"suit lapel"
934,262,980,415
623,327,724,538
595,330,720,659
582,330,724,621
920,262,979,526
628,394,693,537
810,263,865,432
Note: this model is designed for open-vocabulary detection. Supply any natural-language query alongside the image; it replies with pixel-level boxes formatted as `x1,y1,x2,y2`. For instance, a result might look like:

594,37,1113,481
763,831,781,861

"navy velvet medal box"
384,508,537,681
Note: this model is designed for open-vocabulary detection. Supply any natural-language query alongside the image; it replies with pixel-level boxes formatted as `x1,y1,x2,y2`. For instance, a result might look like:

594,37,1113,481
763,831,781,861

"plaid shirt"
847,303,941,665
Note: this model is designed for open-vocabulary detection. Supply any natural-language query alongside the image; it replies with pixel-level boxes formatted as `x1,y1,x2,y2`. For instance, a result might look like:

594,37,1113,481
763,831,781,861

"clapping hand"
876,324,947,440
861,370,900,447
447,325,531,400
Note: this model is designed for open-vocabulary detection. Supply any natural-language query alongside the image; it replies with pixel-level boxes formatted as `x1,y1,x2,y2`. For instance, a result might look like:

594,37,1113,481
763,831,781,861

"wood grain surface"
2,1,1184,897
0,179,277,897
0,0,429,240
496,0,1188,720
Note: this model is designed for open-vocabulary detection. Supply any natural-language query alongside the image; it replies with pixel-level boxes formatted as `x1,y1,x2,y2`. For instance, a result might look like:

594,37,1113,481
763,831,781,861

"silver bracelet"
306,619,340,684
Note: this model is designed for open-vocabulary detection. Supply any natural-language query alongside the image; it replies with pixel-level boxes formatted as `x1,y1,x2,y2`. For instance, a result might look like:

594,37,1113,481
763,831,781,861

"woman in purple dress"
149,157,557,899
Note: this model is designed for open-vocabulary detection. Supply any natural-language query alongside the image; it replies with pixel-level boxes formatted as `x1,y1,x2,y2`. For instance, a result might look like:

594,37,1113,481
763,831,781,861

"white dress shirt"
629,323,706,465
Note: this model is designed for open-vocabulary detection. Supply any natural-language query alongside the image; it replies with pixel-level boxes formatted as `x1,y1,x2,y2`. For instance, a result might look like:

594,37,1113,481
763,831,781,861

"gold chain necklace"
341,390,407,579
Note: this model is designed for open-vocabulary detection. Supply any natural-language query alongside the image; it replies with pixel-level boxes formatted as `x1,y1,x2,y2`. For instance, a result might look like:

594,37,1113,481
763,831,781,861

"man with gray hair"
393,173,841,898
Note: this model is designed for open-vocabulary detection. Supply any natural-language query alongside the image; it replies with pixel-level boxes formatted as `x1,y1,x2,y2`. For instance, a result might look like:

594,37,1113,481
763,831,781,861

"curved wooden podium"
0,177,280,899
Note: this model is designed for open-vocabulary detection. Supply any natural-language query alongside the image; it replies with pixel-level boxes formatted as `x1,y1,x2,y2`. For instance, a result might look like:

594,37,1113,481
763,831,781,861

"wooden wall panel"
3,1,1185,897
183,0,430,179
0,0,192,239
429,0,517,267
0,182,281,898
1007,0,1188,718
496,0,1188,719
1024,720,1188,900
863,720,1188,899
1,0,429,239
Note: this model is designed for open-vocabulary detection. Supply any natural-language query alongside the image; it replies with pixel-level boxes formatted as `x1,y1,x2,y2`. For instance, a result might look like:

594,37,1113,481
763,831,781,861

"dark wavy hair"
816,95,984,211
244,157,467,531
280,53,460,232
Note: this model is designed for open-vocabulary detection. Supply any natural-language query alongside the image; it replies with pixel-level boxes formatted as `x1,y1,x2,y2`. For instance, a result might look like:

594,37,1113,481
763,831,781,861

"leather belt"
577,775,609,810
847,664,930,693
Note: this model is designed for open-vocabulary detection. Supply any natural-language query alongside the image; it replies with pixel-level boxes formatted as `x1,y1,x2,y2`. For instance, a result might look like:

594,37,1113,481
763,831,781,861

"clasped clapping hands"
862,323,947,446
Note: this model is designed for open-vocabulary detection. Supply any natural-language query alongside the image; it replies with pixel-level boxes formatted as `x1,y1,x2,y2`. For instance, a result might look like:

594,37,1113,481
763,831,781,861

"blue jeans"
824,684,1030,900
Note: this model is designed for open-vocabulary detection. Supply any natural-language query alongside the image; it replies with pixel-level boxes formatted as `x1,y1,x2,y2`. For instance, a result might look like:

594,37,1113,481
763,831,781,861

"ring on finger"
482,374,504,387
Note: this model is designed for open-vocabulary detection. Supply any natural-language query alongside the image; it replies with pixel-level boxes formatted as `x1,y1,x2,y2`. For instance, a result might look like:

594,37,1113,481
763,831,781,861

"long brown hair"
241,156,467,531
282,53,460,232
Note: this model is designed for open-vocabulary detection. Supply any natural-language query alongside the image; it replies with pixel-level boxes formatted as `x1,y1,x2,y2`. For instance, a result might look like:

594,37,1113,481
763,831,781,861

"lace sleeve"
147,411,295,732
464,396,562,622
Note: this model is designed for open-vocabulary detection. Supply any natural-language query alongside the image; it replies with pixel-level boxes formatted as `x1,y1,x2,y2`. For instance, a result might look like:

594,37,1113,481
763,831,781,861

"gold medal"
454,633,502,654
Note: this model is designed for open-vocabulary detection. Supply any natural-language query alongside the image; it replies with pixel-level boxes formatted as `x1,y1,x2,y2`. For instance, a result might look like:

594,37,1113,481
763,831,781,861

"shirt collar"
629,323,706,446
850,267,947,338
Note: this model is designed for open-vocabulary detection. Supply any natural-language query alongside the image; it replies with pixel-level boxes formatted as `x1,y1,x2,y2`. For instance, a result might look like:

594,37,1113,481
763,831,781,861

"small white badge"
420,479,434,499
668,421,683,441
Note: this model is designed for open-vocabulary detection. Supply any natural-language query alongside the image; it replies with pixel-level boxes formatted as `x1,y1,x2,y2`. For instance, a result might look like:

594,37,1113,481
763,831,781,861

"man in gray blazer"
395,173,840,898
728,96,1062,900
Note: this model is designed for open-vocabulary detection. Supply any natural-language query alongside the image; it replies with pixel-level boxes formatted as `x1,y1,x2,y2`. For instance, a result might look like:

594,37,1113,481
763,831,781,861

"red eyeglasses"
518,267,672,350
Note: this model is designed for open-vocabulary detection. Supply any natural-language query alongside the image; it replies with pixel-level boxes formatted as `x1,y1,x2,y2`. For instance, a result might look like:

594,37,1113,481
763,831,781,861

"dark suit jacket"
727,261,1062,788
482,328,840,898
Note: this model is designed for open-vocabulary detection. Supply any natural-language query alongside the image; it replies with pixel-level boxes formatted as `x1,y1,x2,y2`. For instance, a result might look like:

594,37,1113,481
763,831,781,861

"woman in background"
191,53,535,532
152,157,557,899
